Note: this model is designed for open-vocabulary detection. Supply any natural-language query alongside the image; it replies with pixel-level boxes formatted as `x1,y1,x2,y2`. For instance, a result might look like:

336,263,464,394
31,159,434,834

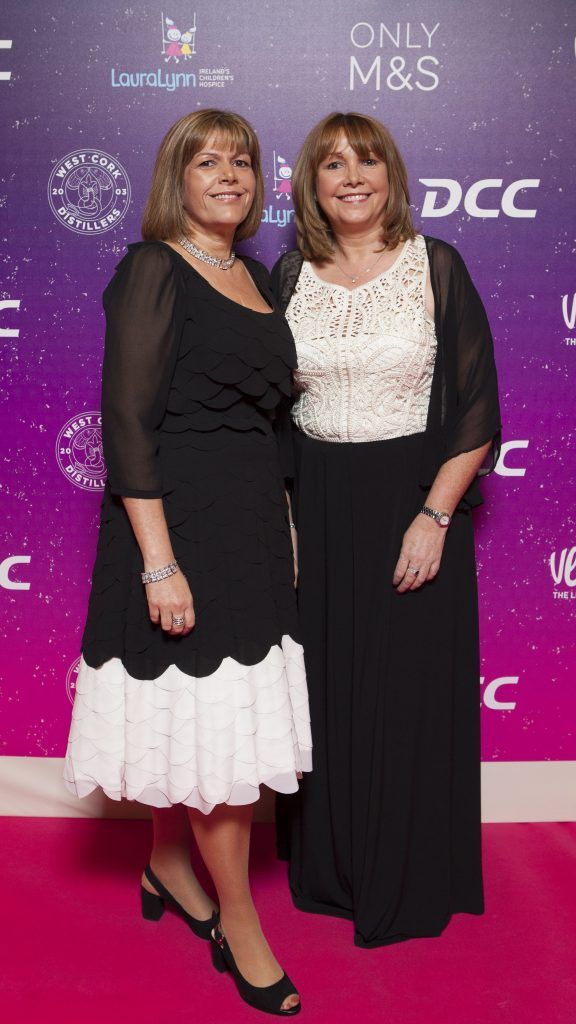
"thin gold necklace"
332,246,387,284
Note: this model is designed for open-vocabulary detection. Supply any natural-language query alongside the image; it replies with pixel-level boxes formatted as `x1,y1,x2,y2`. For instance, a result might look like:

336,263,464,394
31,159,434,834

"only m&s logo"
262,151,295,229
550,545,576,600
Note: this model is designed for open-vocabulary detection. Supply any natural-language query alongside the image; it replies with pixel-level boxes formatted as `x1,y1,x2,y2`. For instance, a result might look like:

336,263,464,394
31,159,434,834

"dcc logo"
494,440,529,478
0,38,11,83
419,178,540,219
481,676,519,711
0,555,31,591
0,298,21,337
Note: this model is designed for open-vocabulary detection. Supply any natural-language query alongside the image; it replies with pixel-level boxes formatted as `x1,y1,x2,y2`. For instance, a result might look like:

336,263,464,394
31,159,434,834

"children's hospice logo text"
110,12,234,91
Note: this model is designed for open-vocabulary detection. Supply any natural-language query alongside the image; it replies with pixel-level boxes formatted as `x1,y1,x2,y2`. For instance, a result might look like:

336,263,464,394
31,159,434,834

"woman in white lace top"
272,112,501,949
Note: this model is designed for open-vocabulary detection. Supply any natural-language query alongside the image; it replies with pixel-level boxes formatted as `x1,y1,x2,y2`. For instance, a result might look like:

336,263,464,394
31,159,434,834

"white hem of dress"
63,635,312,815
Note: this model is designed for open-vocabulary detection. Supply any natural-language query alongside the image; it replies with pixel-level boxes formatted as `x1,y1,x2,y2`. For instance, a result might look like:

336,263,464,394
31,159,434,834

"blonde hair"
142,108,264,242
292,111,416,262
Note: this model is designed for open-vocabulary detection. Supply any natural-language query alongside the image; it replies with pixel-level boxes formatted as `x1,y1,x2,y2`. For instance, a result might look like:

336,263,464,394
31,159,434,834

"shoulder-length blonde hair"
293,111,415,262
142,108,264,242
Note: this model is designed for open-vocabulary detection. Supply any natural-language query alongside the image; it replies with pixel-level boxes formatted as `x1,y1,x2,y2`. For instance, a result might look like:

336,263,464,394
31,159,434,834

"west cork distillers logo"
349,20,440,92
56,413,107,492
111,11,234,91
262,152,295,229
48,150,131,234
66,656,82,705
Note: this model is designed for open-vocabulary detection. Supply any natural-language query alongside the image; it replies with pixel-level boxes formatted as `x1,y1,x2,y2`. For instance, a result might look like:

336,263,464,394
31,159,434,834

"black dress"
272,236,501,947
63,241,312,813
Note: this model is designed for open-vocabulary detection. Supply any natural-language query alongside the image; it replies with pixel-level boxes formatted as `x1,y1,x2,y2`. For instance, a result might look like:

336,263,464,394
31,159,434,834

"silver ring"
172,614,185,626
410,568,420,576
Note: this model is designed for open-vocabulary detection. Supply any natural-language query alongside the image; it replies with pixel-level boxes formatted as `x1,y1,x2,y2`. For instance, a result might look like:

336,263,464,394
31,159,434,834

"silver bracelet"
289,521,296,529
141,561,179,585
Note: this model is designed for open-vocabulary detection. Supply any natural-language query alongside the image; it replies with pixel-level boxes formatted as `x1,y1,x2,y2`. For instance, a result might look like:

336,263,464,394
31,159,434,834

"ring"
172,614,185,626
410,568,420,576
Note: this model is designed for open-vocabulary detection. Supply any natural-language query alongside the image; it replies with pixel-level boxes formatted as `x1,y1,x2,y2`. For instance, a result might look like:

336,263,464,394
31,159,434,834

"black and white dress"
272,235,501,947
63,241,312,814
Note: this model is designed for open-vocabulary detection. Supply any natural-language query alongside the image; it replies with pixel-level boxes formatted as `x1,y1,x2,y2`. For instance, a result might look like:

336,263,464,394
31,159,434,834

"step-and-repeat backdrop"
0,1,574,767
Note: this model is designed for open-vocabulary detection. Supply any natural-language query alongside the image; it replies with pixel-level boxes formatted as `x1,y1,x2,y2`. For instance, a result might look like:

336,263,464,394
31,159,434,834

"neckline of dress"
158,241,276,317
305,237,412,295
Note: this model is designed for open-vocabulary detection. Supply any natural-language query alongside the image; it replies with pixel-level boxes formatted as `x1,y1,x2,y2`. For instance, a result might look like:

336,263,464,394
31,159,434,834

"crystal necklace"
178,235,236,270
332,246,387,284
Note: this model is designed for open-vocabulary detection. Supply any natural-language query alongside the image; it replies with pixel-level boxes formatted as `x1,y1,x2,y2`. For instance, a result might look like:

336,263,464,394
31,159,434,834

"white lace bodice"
285,234,437,443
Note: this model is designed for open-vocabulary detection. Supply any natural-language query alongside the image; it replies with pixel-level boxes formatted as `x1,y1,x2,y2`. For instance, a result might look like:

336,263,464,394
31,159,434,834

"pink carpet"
1,819,575,1024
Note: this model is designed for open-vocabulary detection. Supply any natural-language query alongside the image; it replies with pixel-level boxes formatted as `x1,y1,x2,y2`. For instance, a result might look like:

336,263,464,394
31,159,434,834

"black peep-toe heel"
210,921,301,1016
140,863,218,941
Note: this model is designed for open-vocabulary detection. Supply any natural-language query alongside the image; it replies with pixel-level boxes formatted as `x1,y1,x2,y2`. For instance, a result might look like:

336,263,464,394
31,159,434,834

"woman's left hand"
393,514,447,593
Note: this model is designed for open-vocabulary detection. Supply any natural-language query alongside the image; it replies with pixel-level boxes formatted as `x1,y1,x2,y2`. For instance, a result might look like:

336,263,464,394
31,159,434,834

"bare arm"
123,497,195,635
392,441,491,593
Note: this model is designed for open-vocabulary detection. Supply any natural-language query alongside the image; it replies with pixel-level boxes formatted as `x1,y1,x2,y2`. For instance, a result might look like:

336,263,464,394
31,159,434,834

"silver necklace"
178,235,236,270
333,247,387,284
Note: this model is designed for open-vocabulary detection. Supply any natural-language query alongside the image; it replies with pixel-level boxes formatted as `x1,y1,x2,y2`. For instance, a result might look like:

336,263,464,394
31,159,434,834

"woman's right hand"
146,571,195,636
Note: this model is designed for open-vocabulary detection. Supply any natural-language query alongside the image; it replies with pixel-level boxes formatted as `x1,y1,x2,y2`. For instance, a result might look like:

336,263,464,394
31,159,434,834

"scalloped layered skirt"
63,423,312,813
63,636,311,814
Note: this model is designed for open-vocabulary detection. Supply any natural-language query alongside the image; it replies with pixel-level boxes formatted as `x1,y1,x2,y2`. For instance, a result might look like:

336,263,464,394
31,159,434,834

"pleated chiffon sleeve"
101,242,182,498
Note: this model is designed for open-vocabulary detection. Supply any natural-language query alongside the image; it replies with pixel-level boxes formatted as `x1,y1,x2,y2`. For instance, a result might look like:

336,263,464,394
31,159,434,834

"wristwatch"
420,505,452,528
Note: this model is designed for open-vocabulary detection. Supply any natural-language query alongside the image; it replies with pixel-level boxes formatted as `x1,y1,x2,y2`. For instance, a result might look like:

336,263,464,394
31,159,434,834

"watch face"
439,513,451,527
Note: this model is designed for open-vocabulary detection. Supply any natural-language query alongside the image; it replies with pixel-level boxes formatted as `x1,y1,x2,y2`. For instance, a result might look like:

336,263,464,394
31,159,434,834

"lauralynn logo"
48,150,131,234
56,412,107,492
111,11,234,91
163,14,197,61
262,151,295,229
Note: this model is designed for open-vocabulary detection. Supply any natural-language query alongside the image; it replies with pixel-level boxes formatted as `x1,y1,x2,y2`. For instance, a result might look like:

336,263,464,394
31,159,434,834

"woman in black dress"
273,112,501,948
63,109,310,1014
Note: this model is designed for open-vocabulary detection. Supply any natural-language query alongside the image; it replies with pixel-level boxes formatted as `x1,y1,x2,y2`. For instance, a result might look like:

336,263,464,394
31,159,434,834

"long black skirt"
277,429,484,947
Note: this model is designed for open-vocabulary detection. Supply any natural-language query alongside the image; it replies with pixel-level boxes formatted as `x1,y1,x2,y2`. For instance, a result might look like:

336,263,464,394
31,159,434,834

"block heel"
210,922,301,1016
140,886,165,921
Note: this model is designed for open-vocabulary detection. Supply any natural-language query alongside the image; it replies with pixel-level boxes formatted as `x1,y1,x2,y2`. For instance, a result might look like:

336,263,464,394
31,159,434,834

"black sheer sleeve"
101,242,181,498
270,252,305,488
443,246,501,473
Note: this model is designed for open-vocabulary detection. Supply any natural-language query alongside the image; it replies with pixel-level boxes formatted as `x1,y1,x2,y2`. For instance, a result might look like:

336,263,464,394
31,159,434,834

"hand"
146,570,195,636
290,525,299,588
393,513,447,593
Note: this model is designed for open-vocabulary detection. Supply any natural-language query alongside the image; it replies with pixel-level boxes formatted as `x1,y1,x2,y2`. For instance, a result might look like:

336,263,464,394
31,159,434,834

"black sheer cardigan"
271,236,501,510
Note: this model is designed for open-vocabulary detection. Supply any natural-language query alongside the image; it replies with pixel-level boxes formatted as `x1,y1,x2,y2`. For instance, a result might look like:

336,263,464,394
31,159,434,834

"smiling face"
182,133,256,238
315,130,389,237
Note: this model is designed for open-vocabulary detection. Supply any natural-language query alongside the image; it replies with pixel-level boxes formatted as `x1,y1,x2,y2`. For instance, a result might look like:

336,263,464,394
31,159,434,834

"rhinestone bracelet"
141,561,179,585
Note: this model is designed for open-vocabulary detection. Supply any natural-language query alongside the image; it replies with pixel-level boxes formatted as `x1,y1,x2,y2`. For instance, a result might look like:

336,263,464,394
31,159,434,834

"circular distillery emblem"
66,655,82,705
55,411,107,491
48,148,131,235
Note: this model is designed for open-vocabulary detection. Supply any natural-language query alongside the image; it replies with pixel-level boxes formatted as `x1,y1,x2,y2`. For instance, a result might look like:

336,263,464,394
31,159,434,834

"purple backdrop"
1,0,574,763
